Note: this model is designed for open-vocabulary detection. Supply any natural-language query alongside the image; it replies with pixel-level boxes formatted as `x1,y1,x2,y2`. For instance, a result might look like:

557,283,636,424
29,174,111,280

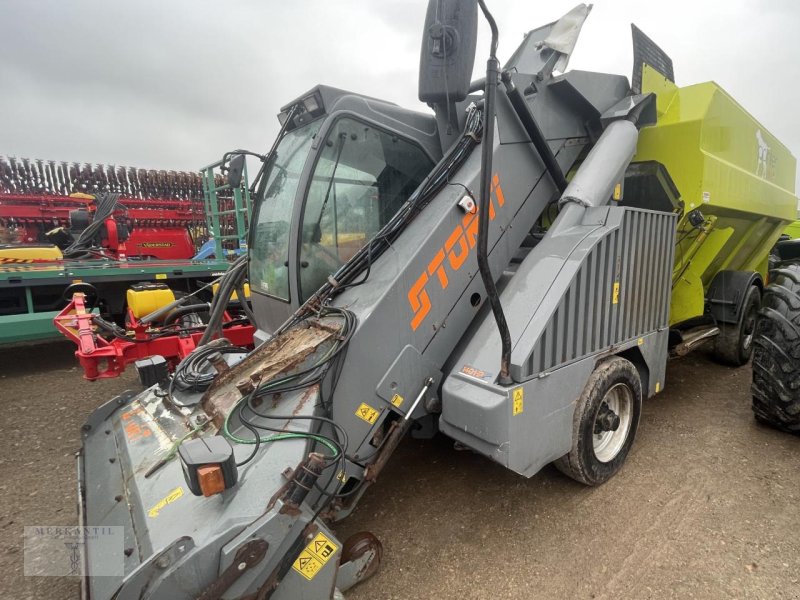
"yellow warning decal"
355,403,379,424
613,183,622,200
637,337,644,346
148,487,184,518
155,273,167,280
612,282,620,304
391,393,404,407
512,387,524,416
293,532,338,581
655,382,661,393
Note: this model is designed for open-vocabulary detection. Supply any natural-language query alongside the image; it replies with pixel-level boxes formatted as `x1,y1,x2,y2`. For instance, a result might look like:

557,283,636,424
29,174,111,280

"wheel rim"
592,383,634,463
742,308,757,352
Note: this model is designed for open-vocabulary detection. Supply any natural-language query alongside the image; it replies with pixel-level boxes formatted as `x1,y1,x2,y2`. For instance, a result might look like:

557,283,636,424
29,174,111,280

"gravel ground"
0,341,798,599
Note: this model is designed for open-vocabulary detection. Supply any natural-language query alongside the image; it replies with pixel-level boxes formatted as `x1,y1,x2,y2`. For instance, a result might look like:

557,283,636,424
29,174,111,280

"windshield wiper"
316,131,348,228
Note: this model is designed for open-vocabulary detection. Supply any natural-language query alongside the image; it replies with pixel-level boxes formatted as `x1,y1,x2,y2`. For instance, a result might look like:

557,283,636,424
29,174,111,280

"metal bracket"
197,538,269,600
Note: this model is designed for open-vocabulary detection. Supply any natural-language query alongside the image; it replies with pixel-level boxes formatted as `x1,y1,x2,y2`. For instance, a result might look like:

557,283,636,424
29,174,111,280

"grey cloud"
1,0,798,199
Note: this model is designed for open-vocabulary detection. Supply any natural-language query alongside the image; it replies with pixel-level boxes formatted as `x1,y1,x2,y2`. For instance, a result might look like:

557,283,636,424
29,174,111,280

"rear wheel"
751,265,800,433
554,356,642,486
713,284,761,366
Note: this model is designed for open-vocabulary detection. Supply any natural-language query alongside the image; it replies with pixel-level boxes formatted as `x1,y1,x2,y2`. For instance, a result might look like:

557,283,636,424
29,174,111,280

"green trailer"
782,219,800,239
631,63,797,364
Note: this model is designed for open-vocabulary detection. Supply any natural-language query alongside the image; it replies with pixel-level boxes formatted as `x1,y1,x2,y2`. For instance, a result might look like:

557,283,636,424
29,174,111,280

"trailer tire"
713,284,760,366
751,264,800,434
554,356,642,486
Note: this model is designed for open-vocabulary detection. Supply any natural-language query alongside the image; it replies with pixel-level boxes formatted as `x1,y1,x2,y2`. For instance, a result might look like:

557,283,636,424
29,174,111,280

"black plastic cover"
178,436,238,496
631,24,674,94
620,161,682,214
134,355,169,388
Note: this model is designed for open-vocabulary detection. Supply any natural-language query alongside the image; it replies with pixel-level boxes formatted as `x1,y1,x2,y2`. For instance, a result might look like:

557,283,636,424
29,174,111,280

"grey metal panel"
559,120,639,208
441,325,671,479
505,206,675,381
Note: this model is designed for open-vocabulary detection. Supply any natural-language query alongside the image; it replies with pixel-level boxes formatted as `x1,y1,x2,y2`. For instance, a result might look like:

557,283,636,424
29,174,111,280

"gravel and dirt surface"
1,340,798,599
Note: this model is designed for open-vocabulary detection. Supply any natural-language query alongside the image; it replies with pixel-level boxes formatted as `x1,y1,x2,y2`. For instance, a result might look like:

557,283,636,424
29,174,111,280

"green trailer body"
0,258,229,344
783,220,800,239
633,64,798,325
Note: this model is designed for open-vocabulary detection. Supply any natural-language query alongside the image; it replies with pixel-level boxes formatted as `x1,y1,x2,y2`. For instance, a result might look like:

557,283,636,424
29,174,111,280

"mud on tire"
554,356,642,486
751,264,800,433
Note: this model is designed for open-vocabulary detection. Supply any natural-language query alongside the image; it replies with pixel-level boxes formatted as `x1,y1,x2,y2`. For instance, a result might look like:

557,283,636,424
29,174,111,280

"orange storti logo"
408,174,506,331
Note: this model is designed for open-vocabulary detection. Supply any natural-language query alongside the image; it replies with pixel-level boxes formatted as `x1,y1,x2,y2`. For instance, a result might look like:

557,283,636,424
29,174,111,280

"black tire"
554,356,642,486
713,284,761,366
751,264,800,434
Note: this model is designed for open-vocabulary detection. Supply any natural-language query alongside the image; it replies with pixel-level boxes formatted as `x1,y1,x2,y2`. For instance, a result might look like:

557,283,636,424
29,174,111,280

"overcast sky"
1,0,798,194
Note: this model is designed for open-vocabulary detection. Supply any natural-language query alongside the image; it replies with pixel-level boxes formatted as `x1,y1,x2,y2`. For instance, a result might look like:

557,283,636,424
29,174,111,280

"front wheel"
554,356,642,486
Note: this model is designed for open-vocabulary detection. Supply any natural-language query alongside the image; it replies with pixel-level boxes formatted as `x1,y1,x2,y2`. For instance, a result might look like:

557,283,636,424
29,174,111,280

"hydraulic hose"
198,254,249,345
161,303,210,325
476,0,513,385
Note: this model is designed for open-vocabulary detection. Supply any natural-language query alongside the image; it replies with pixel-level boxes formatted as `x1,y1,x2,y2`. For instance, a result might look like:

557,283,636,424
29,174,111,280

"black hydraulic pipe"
161,303,210,325
501,71,568,193
476,0,513,386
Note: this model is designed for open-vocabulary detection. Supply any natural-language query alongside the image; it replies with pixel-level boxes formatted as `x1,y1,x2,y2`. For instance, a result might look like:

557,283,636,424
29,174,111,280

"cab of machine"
248,86,443,335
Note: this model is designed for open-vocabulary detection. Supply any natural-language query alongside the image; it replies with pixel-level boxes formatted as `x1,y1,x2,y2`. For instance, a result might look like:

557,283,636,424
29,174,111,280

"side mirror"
227,154,246,189
418,0,478,104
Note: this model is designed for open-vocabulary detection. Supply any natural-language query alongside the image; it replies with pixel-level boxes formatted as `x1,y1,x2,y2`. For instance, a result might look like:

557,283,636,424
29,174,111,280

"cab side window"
299,118,434,300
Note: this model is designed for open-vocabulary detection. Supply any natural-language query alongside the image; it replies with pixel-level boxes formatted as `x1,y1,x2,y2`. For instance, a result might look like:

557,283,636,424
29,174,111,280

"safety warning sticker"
148,487,184,518
355,403,379,424
512,387,524,416
292,532,339,580
391,393,404,407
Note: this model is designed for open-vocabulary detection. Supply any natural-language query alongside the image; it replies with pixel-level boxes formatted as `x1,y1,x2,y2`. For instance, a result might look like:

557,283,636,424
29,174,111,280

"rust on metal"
363,419,407,482
207,352,231,375
201,322,339,427
342,531,383,583
235,378,255,396
197,538,269,600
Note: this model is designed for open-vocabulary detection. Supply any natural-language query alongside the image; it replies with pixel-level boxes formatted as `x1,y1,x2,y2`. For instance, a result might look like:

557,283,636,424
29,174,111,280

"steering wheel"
62,282,99,310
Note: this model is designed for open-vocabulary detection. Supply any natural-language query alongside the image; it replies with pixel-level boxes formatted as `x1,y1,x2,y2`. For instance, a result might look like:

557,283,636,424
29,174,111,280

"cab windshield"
250,119,322,300
249,115,434,303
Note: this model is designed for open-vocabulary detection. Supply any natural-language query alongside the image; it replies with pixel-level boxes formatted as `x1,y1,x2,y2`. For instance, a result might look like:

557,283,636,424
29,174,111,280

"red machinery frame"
0,192,203,259
54,293,255,380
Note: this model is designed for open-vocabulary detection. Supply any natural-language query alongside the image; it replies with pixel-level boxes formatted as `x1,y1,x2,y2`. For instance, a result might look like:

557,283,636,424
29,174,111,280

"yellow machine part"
126,286,176,319
69,192,95,200
0,244,63,261
212,282,251,301
633,64,798,326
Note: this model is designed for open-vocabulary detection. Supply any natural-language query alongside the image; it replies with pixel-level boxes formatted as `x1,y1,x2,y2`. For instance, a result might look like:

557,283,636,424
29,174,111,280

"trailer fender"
706,270,763,325
773,239,800,264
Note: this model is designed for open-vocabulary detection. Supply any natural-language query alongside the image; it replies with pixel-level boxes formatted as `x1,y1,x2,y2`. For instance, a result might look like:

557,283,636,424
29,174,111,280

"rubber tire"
713,284,761,366
751,264,800,434
554,356,642,486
